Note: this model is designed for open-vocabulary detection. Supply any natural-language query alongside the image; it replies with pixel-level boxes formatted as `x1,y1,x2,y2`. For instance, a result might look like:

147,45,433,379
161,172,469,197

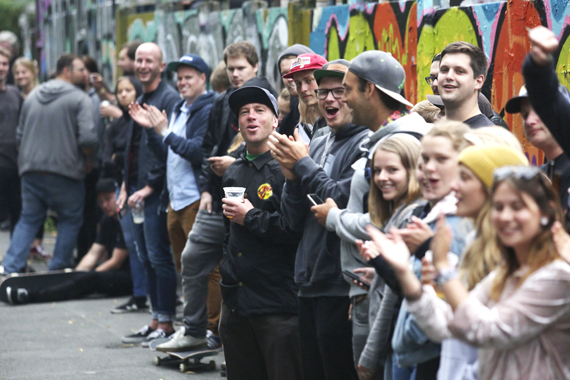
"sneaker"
156,327,208,352
122,325,155,344
110,296,149,314
207,330,222,349
141,328,174,348
5,287,29,305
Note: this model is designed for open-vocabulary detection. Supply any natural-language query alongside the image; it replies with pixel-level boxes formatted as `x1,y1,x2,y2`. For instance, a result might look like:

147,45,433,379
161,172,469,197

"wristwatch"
160,128,169,138
434,267,458,286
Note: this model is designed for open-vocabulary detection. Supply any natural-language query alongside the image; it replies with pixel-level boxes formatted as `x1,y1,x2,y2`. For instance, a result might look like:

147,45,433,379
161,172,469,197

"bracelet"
434,267,458,287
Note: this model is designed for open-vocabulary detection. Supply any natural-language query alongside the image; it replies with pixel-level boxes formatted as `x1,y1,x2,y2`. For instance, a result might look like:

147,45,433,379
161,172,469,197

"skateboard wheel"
209,360,216,370
154,356,161,366
180,363,188,373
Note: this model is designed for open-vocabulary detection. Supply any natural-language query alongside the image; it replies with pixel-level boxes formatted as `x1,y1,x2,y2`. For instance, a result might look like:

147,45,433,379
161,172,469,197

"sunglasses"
425,75,437,85
493,166,543,183
315,87,345,100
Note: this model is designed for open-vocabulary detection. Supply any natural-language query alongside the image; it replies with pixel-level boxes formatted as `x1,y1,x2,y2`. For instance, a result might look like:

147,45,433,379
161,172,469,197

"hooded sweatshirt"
16,79,97,181
326,112,431,298
281,122,369,297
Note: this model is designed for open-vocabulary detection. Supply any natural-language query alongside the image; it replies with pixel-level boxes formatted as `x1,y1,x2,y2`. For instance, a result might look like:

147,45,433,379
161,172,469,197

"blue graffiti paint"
472,2,503,61
544,0,570,37
310,5,350,56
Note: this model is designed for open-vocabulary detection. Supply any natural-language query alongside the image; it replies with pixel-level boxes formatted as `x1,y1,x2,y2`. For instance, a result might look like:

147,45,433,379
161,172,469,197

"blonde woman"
12,57,39,98
368,164,570,379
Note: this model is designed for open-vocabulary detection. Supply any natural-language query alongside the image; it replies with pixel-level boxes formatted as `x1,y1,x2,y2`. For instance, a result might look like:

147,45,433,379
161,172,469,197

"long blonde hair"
458,130,525,290
369,134,422,227
489,174,563,300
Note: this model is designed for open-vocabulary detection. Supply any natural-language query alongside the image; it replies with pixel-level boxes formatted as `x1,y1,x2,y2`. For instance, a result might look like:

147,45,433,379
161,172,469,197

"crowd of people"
0,24,569,380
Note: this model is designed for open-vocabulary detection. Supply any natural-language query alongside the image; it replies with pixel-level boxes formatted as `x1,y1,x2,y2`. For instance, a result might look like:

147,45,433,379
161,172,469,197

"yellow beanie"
458,145,529,188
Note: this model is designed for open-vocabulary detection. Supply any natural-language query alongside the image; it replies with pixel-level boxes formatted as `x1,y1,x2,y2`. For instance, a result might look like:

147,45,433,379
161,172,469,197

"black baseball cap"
349,50,413,107
167,54,209,76
228,86,279,116
96,178,117,194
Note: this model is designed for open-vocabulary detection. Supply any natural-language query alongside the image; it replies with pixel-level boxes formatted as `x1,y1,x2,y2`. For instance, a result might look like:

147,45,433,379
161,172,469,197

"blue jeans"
3,172,84,274
118,205,148,298
131,191,176,321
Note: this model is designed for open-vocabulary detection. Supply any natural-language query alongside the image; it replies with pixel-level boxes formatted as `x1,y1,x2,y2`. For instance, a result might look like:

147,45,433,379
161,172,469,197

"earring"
540,217,549,226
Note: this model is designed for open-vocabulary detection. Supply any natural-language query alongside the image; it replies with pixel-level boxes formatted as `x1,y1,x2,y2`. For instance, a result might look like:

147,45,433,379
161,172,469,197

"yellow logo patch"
257,183,273,200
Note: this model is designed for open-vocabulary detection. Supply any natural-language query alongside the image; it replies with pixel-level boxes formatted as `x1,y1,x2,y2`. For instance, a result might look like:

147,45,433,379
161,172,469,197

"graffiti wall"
35,0,570,164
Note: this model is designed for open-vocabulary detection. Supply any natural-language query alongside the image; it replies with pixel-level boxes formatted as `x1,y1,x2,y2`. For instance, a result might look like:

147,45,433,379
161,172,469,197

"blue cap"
228,86,279,116
167,54,209,76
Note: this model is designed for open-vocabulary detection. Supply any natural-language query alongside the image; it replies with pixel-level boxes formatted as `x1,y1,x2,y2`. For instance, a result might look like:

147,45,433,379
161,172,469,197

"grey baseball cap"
314,59,351,84
348,50,413,107
228,86,279,116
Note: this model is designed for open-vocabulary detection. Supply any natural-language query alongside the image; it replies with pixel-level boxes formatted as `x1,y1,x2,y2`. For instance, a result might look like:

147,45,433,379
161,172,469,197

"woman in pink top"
366,165,570,380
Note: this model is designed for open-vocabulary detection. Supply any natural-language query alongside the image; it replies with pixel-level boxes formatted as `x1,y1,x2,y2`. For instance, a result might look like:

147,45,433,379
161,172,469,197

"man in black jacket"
118,43,180,346
219,85,302,380
170,41,278,350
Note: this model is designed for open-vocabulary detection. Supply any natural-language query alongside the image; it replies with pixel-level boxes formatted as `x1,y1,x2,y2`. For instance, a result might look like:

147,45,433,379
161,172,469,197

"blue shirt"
165,103,200,211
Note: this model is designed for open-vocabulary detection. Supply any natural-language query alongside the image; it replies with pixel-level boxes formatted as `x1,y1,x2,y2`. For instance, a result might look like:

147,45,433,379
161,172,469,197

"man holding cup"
219,86,303,380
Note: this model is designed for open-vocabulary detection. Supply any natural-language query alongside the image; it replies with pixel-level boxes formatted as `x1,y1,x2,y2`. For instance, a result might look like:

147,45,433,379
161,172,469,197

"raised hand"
528,26,559,66
129,102,152,128
366,226,411,275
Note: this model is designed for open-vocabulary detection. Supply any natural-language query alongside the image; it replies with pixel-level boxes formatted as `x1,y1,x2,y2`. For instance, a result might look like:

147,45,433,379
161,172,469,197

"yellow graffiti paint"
416,8,478,101
327,25,341,60
344,13,375,60
556,36,570,91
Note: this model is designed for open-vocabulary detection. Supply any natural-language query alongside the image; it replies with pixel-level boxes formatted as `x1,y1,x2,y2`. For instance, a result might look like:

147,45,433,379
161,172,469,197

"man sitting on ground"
5,179,133,304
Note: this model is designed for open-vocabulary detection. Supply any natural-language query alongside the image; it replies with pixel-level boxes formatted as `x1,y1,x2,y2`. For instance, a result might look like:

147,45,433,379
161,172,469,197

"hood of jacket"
189,90,217,113
277,44,314,74
366,112,432,155
35,79,81,104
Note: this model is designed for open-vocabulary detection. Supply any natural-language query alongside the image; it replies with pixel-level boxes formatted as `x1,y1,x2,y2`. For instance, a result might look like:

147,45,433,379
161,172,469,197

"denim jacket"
392,194,471,368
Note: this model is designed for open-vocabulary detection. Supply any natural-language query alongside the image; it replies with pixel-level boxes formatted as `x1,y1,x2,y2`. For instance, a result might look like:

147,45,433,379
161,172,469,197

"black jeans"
29,271,132,303
220,303,303,380
298,296,358,380
0,166,21,235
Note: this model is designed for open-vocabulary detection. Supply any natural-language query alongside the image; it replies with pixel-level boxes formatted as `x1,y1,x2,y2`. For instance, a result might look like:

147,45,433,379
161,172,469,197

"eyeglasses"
315,87,345,100
493,166,543,183
425,75,437,85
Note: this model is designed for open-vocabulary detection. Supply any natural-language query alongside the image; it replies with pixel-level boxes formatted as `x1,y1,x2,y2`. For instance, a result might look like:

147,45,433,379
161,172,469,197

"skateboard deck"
149,338,222,373
0,269,81,303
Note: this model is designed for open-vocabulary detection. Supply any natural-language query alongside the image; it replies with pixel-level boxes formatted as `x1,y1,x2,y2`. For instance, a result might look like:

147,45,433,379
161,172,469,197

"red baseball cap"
282,53,327,79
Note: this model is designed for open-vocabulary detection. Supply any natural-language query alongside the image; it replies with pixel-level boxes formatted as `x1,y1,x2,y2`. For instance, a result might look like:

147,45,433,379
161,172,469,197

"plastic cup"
223,187,246,202
132,201,144,224
223,187,246,219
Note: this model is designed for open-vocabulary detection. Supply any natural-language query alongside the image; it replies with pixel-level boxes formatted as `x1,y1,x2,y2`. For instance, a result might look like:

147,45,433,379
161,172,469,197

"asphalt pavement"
0,230,225,380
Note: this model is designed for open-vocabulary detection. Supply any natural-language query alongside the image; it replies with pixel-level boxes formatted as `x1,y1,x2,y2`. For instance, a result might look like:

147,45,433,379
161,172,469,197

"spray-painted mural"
34,0,570,164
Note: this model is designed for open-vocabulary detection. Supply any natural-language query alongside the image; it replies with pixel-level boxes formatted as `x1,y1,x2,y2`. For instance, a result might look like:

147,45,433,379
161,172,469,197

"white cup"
223,187,246,203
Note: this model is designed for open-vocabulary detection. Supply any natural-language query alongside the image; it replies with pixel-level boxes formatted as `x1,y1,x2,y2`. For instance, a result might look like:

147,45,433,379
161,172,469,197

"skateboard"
149,337,222,373
0,269,82,304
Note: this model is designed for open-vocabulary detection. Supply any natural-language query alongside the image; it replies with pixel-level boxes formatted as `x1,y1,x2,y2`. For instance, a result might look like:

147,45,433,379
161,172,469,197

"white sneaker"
155,327,208,352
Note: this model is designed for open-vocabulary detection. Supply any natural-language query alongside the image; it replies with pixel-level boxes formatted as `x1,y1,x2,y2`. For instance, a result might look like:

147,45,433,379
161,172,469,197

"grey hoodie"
17,79,97,180
326,112,431,297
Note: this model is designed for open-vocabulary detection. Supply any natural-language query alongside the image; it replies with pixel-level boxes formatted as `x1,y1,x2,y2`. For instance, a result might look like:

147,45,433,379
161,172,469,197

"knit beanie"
458,145,529,188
